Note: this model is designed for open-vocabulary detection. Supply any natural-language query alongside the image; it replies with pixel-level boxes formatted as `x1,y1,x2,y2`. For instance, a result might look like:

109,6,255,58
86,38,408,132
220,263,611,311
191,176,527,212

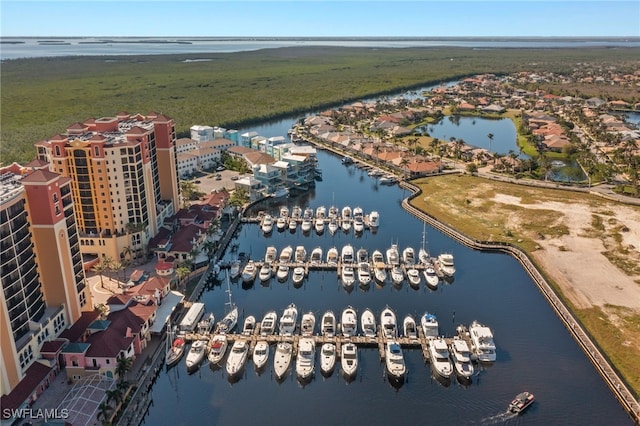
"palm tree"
487,133,494,154
92,261,108,289
115,356,133,381
96,401,113,424
105,388,122,405
176,266,191,287
109,261,122,283
399,157,410,179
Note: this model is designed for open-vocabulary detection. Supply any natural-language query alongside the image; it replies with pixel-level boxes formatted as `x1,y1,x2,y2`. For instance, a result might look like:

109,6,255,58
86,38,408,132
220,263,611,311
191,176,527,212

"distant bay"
2,36,640,60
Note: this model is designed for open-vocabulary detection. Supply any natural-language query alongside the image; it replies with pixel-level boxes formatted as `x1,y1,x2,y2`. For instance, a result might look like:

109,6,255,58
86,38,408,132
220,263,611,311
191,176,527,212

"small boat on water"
385,341,406,382
273,342,293,380
260,311,278,336
229,260,241,279
261,214,274,234
279,303,298,336
341,343,358,379
357,262,372,287
468,320,497,363
379,175,398,185
328,217,339,235
403,315,418,339
321,310,336,337
309,247,323,265
390,265,404,286
165,336,186,367
276,264,290,282
428,338,453,378
279,206,289,219
423,263,439,289
341,265,355,290
288,217,297,232
356,247,368,264
294,245,307,263
380,306,397,339
301,217,312,233
252,340,269,371
341,244,354,264
320,343,337,376
449,337,475,380
341,206,352,232
185,339,208,372
402,247,416,266
264,246,277,263
341,306,358,337
226,339,249,378
300,311,316,336
360,308,376,338
353,207,364,233
259,263,272,282
328,205,339,219
407,266,421,288
242,315,256,336
277,246,293,281
315,205,327,221
386,244,400,265
276,216,287,231
508,391,535,414
437,252,456,276
371,250,387,284
368,210,380,228
197,313,215,334
207,334,228,365
295,337,316,381
217,305,239,334
421,313,439,339
292,266,305,286
342,156,354,165
326,247,339,266
241,260,258,283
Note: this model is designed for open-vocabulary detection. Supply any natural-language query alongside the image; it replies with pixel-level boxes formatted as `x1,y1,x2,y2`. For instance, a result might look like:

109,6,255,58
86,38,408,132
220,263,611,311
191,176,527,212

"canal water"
142,146,632,425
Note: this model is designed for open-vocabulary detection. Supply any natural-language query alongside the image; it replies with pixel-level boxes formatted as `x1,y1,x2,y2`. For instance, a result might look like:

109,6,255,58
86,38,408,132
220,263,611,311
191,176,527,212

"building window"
94,146,100,156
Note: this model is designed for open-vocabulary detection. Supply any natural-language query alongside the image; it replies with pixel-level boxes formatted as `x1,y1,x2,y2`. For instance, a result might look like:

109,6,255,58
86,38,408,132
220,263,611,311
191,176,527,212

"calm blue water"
2,37,639,60
142,148,632,426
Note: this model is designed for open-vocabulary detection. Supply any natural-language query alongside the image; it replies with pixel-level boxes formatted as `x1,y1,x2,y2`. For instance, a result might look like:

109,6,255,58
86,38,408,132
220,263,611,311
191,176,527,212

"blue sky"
1,1,638,37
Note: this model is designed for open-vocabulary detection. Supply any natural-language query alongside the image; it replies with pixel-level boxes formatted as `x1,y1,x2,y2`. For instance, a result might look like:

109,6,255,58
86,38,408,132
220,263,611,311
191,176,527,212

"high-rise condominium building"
34,112,180,261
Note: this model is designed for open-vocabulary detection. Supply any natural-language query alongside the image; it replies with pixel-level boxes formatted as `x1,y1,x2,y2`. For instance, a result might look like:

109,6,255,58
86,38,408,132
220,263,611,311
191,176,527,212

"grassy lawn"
409,174,640,394
3,46,639,164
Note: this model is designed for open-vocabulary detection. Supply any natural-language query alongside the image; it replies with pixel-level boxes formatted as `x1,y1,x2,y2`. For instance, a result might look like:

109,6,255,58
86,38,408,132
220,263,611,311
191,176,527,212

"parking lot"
192,169,243,194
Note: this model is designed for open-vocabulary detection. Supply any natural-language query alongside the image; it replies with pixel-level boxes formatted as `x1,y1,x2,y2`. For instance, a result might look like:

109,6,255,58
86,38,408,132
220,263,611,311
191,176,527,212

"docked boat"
341,244,355,264
508,391,535,414
326,247,339,266
315,205,327,221
468,320,497,362
341,343,358,379
279,205,289,219
294,245,307,263
273,342,293,380
226,339,249,378
228,260,241,280
185,339,208,372
357,262,372,287
386,244,400,265
217,306,239,335
423,263,439,289
403,315,418,339
406,267,421,288
341,265,355,290
292,266,305,285
437,252,456,276
341,306,358,337
402,247,416,266
385,341,407,381
390,265,404,286
421,313,439,339
261,214,274,234
356,247,368,264
380,306,397,339
258,263,272,282
379,175,398,185
197,313,216,334
368,210,380,228
264,246,277,264
277,246,293,281
321,310,336,337
309,247,323,266
328,205,339,219
276,216,287,231
353,207,364,233
320,343,337,376
328,217,339,235
252,340,269,371
428,337,453,378
371,250,387,284
276,264,290,282
207,334,228,365
279,303,298,336
449,337,475,380
341,206,352,232
314,216,325,234
295,337,316,381
418,224,429,264
360,308,376,338
165,336,186,367
288,216,298,232
241,260,258,283
300,311,316,336
260,311,278,336
242,315,256,336
291,205,302,221
301,217,312,233
341,156,354,165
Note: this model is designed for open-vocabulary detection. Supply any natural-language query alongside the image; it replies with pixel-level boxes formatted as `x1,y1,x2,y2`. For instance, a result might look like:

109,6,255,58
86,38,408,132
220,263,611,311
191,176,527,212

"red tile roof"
0,361,54,414
59,310,100,342
21,169,61,183
40,339,66,354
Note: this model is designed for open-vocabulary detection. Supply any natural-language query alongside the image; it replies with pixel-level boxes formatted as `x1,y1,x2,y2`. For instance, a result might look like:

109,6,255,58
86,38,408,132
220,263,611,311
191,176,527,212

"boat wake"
477,411,518,425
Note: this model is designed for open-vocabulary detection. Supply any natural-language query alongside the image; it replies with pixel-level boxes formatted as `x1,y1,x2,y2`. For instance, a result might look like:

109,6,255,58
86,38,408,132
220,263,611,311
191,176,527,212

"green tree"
92,260,108,289
96,401,113,425
487,133,494,154
176,266,191,286
466,163,478,175
115,357,133,381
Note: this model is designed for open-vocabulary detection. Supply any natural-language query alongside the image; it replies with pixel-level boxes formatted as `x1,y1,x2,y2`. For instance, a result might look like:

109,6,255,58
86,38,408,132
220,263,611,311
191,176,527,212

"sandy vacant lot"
491,193,640,311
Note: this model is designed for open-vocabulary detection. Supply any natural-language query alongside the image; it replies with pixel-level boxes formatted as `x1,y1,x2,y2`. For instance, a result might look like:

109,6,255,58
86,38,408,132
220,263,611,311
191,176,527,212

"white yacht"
242,315,256,336
276,215,287,231
386,244,400,265
288,216,298,232
300,311,316,336
279,245,293,263
301,217,312,233
423,263,439,289
276,264,289,282
357,262,372,287
320,343,337,376
449,338,475,380
260,311,278,336
385,341,407,381
295,337,316,381
437,252,456,276
279,303,298,336
428,338,453,378
356,247,368,264
241,260,258,283
353,206,364,233
368,211,380,228
228,260,241,280
309,247,323,266
217,305,238,335
252,340,269,371
468,320,497,362
341,343,358,379
403,315,418,339
292,266,305,286
185,339,207,372
341,306,358,337
258,263,272,282
328,217,339,235
279,205,289,219
326,247,339,267
261,214,274,234
273,342,293,380
314,206,326,234
207,334,228,365
371,250,387,284
321,310,336,337
341,206,352,232
407,267,421,288
277,246,293,281
402,247,416,266
421,313,439,339
341,265,355,289
294,245,307,263
328,205,339,219
226,339,249,378
360,308,376,338
264,246,277,264
341,244,354,264
390,265,404,286
380,306,397,339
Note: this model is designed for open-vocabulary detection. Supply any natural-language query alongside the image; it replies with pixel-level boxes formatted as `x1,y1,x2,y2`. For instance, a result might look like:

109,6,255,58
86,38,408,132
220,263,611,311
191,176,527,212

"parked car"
216,166,226,172
231,175,239,181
